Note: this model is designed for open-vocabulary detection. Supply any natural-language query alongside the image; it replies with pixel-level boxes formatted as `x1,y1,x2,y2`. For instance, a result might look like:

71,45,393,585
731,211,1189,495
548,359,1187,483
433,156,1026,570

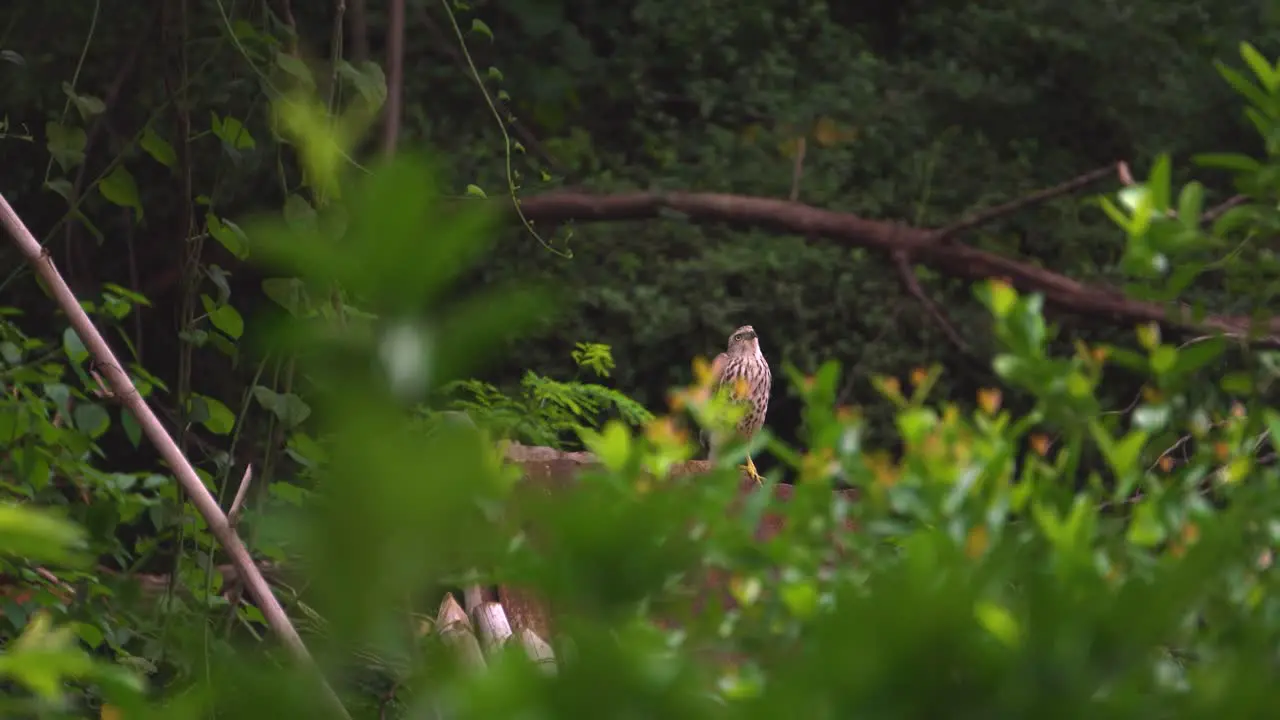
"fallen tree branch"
515,190,1280,345
0,195,351,720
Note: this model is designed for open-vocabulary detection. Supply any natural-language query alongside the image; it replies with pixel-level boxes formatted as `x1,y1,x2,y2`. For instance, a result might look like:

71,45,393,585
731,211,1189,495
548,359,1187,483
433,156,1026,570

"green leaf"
251,386,312,428
1172,336,1226,375
210,112,256,150
283,194,317,233
274,52,316,89
1126,503,1166,547
62,327,88,364
200,295,244,339
103,282,150,307
44,179,74,201
779,581,819,619
140,126,177,168
1150,346,1177,374
470,19,494,41
1147,154,1172,211
465,184,488,199
981,280,1017,318
62,81,105,120
1136,323,1160,351
207,215,250,260
262,277,305,316
1239,42,1278,93
336,60,387,109
974,601,1020,648
896,408,938,444
579,420,631,472
1176,182,1205,227
1090,422,1147,477
1215,62,1274,116
1220,372,1254,394
98,166,143,220
1265,411,1280,459
1192,152,1262,172
0,503,85,563
121,408,142,447
72,402,110,438
190,394,235,435
73,622,104,649
45,122,86,173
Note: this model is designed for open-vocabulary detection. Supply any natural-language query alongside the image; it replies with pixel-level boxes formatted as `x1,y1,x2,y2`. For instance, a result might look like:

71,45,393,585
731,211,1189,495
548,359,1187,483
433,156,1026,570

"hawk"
702,325,772,485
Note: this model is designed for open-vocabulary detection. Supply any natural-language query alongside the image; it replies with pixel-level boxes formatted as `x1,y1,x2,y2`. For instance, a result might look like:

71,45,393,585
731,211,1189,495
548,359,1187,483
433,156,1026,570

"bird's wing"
709,352,729,391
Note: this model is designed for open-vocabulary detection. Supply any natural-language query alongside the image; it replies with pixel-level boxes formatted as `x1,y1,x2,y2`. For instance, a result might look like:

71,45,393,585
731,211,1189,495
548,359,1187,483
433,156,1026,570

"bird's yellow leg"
739,455,763,486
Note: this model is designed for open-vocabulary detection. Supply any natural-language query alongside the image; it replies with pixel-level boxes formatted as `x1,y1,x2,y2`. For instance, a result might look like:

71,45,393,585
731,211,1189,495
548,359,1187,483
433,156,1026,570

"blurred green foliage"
3,2,1280,718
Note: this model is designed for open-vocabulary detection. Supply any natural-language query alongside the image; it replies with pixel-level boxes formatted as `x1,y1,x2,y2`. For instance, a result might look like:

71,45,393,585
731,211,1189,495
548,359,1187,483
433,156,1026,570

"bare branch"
893,250,971,354
0,195,351,720
789,137,806,202
382,0,405,156
228,464,254,527
1204,194,1247,222
1117,161,1246,225
933,164,1120,242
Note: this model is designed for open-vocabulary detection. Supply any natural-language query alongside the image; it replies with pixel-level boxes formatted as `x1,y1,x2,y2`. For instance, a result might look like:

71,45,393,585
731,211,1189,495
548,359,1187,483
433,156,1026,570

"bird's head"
727,325,760,356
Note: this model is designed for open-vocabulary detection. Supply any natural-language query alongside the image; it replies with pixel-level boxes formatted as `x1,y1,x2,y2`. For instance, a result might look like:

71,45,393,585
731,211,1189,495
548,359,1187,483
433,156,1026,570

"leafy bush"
436,342,653,448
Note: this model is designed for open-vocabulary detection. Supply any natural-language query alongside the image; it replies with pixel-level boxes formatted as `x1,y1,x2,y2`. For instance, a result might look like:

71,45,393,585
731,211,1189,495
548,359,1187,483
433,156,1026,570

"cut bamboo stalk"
463,582,485,614
513,627,557,674
436,593,487,672
471,601,513,657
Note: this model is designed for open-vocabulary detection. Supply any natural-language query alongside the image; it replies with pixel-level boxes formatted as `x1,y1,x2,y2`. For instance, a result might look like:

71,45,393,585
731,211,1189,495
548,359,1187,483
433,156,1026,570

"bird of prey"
702,325,772,485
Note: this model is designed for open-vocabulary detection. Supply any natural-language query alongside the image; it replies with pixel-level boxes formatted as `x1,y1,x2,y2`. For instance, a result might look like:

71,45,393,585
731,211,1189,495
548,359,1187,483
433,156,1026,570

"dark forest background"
5,0,1277,469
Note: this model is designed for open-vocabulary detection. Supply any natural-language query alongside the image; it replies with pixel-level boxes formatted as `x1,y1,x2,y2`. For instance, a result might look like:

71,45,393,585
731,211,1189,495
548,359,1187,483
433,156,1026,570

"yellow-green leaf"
140,126,176,168
98,166,143,220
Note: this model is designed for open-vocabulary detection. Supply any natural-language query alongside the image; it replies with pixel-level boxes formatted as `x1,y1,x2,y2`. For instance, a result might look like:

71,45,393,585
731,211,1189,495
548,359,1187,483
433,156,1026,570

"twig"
893,249,971,355
228,464,253,526
0,194,351,720
1203,194,1247,223
381,0,405,156
348,0,369,63
1117,162,1246,225
274,0,298,54
933,164,1120,242
788,137,806,202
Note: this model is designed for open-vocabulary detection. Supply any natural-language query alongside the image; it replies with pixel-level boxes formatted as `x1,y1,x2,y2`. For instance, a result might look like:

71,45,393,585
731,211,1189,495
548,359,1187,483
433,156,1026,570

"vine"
439,0,573,258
